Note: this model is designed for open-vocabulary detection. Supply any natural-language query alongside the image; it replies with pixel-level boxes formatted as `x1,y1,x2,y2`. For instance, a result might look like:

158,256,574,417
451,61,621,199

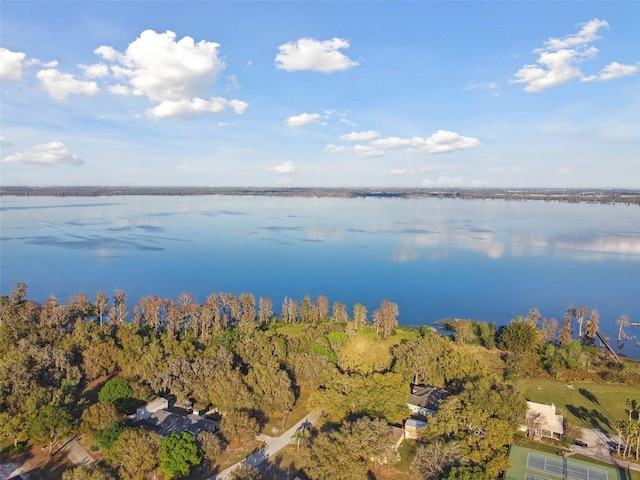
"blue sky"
1,1,638,188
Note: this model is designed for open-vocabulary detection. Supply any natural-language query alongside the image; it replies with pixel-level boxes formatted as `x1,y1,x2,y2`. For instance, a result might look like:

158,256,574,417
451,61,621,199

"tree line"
2,186,638,205
1,283,636,479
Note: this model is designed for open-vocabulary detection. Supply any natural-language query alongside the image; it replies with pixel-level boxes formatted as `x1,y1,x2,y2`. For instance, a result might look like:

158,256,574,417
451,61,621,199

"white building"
525,401,564,440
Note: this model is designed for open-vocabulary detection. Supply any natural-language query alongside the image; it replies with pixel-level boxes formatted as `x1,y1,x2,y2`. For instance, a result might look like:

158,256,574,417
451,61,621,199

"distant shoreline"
1,186,639,205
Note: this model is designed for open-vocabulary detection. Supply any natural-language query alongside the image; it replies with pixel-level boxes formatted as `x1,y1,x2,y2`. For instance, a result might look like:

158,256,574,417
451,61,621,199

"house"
407,384,450,417
136,397,169,421
404,418,428,439
136,397,218,436
142,409,218,437
524,401,564,440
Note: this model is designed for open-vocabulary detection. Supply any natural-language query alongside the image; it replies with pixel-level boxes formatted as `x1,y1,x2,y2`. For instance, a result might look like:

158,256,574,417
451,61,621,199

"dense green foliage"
158,432,203,479
0,282,636,479
97,377,133,412
302,417,396,480
61,465,116,480
94,421,126,451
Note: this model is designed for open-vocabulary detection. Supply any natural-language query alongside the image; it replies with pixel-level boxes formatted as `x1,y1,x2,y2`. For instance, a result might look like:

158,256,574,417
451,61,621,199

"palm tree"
623,421,636,459
626,398,637,422
291,428,307,451
614,420,626,456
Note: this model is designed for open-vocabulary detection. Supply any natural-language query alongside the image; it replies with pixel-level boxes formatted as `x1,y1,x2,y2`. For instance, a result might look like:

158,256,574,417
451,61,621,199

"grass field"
505,445,625,480
514,378,640,434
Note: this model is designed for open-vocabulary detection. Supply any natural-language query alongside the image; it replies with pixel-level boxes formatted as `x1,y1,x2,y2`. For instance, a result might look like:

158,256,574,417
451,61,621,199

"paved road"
209,411,320,480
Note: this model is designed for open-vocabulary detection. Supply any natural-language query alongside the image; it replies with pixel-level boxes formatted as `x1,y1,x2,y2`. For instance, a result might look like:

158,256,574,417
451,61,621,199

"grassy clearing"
273,321,419,343
513,432,566,455
354,325,419,346
271,322,310,337
394,438,416,472
514,377,640,434
471,346,507,376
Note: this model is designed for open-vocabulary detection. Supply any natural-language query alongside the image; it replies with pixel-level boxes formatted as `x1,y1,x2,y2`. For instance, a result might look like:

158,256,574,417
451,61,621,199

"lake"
1,195,639,357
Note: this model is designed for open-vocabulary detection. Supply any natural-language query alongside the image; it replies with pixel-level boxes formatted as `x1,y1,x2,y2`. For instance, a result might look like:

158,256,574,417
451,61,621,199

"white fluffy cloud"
339,130,379,142
80,63,109,78
541,18,608,51
2,141,83,165
512,18,636,92
36,68,100,101
0,135,12,147
95,29,247,118
582,61,639,82
415,130,481,154
286,112,321,127
148,97,249,119
275,37,359,72
327,129,479,158
0,47,27,80
96,30,224,101
267,161,296,173
370,136,413,149
372,130,480,154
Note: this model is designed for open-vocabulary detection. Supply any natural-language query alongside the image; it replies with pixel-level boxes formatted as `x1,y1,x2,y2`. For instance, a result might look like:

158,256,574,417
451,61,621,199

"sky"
0,1,639,188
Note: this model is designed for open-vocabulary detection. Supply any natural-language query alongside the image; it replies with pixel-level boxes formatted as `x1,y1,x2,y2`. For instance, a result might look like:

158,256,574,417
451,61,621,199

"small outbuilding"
404,418,428,439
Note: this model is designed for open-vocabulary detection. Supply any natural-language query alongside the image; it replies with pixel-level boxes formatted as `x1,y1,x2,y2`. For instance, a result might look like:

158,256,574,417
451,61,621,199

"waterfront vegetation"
0,283,638,479
2,186,639,206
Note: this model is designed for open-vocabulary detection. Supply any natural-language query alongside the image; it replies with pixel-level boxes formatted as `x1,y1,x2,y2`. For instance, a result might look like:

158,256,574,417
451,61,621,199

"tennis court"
526,475,550,480
527,452,608,480
505,445,622,480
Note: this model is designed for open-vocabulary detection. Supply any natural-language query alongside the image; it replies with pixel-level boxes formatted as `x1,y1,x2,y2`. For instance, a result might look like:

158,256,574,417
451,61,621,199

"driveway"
572,427,640,473
571,428,615,464
209,411,320,480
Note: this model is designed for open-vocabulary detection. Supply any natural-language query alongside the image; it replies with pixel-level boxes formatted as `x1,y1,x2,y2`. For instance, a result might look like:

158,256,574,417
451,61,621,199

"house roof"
142,397,169,413
405,419,428,429
526,401,564,432
407,384,450,411
142,409,217,437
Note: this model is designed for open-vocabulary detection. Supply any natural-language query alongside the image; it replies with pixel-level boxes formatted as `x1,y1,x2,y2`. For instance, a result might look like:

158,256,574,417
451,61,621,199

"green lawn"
515,378,640,434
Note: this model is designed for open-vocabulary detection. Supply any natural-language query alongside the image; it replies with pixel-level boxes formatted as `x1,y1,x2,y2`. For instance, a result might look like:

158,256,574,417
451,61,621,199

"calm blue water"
1,195,639,357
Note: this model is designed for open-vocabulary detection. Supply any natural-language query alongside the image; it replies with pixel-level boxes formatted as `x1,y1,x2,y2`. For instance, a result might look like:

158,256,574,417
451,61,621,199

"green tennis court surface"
505,445,623,480
527,452,608,480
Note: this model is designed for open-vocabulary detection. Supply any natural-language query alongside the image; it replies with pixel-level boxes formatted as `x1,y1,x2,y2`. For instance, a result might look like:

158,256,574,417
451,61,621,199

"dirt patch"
4,442,76,480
